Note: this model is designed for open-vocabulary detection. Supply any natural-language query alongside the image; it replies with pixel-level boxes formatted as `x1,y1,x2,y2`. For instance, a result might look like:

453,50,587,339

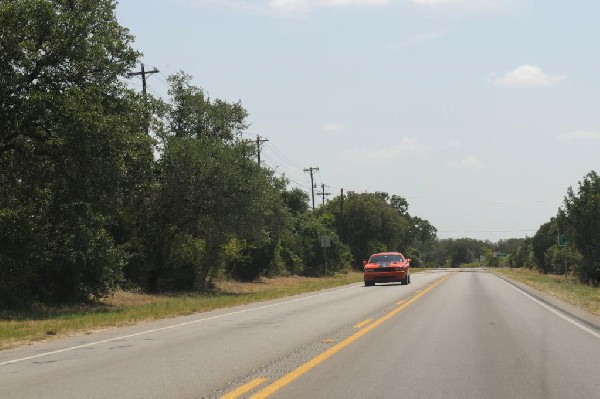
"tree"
165,72,248,142
393,217,437,267
390,194,409,216
544,245,582,275
511,237,535,268
281,188,310,215
279,213,352,277
532,219,559,273
428,238,486,267
559,171,600,283
0,0,149,305
319,192,428,267
482,246,499,267
135,72,296,289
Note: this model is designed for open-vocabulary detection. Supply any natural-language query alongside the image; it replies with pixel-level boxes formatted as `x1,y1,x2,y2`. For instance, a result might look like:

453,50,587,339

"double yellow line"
223,273,452,399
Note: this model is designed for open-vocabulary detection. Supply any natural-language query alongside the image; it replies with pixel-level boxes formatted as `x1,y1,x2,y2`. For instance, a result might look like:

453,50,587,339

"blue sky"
116,0,600,241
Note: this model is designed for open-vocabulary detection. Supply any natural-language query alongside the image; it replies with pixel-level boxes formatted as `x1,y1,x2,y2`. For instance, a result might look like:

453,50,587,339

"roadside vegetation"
0,272,364,350
492,268,600,316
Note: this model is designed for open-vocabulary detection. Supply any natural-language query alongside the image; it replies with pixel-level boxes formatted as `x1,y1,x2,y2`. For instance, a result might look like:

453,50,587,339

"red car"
363,252,411,286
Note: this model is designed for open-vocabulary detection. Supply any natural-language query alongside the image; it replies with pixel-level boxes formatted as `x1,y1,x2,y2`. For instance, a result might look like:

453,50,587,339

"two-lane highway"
252,271,600,399
0,271,445,398
1,270,599,398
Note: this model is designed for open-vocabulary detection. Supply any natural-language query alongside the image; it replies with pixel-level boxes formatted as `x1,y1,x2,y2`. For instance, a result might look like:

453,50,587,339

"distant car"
363,252,411,286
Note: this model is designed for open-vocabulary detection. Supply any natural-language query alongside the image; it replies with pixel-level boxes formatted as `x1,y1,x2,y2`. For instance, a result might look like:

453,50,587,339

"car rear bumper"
364,271,407,283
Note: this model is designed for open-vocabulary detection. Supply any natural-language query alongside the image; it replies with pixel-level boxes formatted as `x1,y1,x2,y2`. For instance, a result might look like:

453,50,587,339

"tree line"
0,0,437,307
509,171,600,284
427,172,600,286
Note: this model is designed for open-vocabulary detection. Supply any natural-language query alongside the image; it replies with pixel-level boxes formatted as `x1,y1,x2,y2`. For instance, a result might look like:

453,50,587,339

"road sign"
320,235,331,248
558,233,567,247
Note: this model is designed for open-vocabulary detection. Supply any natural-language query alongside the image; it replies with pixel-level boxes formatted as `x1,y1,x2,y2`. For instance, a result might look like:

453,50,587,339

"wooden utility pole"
256,135,269,165
303,167,319,209
127,63,159,98
316,183,331,205
127,63,159,134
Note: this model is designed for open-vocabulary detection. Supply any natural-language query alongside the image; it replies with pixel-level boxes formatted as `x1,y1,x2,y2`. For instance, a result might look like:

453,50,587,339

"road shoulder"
489,270,600,333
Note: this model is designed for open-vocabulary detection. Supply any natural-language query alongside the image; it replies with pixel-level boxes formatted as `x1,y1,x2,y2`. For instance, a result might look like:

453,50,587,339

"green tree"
320,192,421,267
559,171,600,283
0,0,148,305
281,188,310,215
511,237,535,268
482,247,499,267
279,213,352,277
165,72,248,142
429,238,486,268
405,216,438,265
137,72,295,289
544,245,582,275
142,136,290,288
532,219,558,273
448,239,477,267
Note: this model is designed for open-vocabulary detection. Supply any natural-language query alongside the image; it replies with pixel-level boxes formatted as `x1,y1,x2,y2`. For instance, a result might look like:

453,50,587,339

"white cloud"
447,156,483,169
493,65,565,87
342,137,425,162
268,0,390,13
557,130,600,141
322,122,345,132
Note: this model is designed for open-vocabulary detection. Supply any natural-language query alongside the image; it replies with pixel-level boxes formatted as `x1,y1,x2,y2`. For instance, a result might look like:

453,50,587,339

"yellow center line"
250,273,453,399
221,377,269,399
395,299,407,305
353,319,373,329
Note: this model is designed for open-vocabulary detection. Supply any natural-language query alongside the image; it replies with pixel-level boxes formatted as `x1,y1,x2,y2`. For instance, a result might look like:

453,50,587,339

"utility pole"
338,188,344,238
303,167,319,210
127,63,159,134
255,134,269,165
127,63,159,99
316,183,331,205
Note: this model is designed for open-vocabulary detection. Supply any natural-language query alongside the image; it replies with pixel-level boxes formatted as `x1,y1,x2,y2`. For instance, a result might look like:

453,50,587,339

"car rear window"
369,254,403,264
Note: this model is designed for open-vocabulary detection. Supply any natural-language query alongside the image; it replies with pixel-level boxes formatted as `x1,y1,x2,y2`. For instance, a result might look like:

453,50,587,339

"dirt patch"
216,276,320,294
102,276,325,305
102,291,171,307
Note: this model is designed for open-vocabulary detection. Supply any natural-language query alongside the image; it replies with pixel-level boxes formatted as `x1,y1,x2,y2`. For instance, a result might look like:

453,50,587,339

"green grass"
0,272,365,350
459,261,483,268
492,267,600,316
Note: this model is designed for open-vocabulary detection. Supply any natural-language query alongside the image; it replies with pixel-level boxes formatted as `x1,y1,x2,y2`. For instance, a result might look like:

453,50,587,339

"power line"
265,141,304,170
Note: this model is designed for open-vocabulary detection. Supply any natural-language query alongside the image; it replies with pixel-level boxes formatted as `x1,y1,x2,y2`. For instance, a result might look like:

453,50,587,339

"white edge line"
496,275,600,340
0,284,361,366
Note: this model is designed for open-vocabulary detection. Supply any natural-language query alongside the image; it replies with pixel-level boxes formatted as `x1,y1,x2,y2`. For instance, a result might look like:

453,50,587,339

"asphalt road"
1,270,599,399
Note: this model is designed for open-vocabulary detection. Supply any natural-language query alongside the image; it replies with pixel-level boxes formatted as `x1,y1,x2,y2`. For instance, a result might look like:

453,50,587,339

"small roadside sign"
320,235,331,248
558,233,567,247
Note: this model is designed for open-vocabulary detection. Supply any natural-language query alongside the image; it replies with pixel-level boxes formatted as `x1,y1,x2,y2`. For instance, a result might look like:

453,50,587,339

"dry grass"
493,268,600,315
0,272,364,350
